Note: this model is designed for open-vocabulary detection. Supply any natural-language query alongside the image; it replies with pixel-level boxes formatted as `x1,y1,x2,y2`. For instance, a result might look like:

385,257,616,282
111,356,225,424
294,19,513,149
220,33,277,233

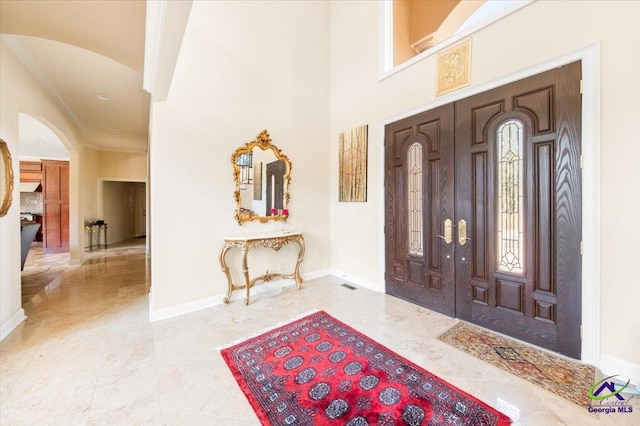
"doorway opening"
18,114,71,256
97,180,147,248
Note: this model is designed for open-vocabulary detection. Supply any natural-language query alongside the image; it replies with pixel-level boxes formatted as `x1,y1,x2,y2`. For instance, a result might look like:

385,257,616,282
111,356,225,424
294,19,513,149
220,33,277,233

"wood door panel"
44,204,61,248
44,164,61,201
472,284,488,305
428,159,441,270
391,166,405,281
61,164,69,201
429,275,442,291
60,202,69,251
471,152,489,281
392,128,413,160
419,121,441,154
472,101,504,146
553,63,583,357
408,260,424,286
456,61,582,358
533,141,554,295
385,104,455,317
513,86,554,133
533,289,557,323
496,278,525,313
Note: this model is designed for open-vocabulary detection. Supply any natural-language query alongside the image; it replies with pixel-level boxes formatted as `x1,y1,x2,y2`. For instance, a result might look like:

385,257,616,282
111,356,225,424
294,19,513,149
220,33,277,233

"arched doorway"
18,113,71,254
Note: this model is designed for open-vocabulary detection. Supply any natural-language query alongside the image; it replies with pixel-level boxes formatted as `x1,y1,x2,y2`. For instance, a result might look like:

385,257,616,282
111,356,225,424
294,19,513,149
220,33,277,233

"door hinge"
580,155,583,169
580,79,583,94
580,325,583,339
580,241,583,255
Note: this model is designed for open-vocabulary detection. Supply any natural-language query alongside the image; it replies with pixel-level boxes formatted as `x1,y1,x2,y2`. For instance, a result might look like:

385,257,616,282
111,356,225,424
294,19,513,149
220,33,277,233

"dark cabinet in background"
42,160,69,253
32,214,43,242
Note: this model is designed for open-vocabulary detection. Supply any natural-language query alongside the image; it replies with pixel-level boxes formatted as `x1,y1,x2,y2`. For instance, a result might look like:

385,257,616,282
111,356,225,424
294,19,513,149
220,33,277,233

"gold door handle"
458,219,472,246
437,218,453,244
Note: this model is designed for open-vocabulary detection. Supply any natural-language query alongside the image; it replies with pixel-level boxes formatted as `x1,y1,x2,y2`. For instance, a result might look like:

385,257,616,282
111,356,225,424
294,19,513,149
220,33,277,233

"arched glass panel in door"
407,142,423,257
497,119,524,274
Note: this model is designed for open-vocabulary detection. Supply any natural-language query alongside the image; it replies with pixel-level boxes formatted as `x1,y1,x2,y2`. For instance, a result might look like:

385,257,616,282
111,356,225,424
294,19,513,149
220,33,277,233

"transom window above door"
380,0,532,77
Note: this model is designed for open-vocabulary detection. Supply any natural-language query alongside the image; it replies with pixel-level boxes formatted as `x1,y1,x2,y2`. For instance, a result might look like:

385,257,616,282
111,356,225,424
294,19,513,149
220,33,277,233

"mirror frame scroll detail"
232,130,292,225
0,139,15,218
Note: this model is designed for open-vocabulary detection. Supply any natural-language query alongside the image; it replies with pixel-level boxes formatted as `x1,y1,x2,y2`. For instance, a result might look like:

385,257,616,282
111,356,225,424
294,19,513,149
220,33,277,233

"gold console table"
84,223,108,250
219,231,305,305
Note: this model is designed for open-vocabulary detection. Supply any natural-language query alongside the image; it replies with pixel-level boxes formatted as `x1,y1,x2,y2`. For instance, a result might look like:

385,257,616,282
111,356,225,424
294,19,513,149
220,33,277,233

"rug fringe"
214,309,320,351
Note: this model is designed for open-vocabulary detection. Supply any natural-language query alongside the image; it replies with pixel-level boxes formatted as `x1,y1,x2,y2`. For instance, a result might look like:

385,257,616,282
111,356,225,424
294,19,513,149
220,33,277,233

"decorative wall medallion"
436,38,471,96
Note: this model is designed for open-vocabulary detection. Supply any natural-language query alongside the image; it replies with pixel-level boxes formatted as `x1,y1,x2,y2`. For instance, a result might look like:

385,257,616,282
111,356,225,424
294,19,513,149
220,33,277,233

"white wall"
102,181,135,245
134,182,145,237
149,1,331,315
97,151,147,180
0,41,22,338
329,0,640,377
84,146,98,220
83,146,98,248
0,40,84,338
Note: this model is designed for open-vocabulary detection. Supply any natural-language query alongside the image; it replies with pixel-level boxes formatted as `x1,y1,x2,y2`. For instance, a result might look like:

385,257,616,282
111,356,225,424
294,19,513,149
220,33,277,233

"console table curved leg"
294,236,305,289
219,244,234,303
242,245,251,305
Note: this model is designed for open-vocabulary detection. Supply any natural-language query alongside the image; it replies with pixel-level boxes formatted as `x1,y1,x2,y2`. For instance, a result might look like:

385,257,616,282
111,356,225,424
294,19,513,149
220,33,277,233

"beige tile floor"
1,240,638,425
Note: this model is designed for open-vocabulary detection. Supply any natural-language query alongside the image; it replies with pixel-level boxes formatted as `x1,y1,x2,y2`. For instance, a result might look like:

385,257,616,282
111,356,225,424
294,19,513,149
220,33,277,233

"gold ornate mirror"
232,130,292,224
0,139,15,217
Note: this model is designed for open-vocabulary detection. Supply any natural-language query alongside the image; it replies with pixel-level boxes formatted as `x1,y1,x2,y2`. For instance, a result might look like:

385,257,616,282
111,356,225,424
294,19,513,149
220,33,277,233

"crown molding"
83,141,147,154
2,35,87,132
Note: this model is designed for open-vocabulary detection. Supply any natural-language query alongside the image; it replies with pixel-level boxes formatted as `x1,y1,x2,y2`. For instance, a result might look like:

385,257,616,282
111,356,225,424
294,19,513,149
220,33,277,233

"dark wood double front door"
385,61,582,358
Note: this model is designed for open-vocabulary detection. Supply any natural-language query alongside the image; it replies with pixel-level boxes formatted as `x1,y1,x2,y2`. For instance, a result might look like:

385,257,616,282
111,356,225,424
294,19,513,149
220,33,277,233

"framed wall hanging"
339,124,368,202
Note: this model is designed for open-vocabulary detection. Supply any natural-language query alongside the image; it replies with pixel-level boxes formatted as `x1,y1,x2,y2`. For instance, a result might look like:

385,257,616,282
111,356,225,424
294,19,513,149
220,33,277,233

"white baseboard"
149,295,220,322
149,269,332,322
330,268,383,293
0,309,26,341
303,268,331,281
600,354,640,385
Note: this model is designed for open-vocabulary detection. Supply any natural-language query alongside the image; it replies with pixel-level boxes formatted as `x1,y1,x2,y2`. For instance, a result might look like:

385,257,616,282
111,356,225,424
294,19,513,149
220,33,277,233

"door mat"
439,321,595,408
220,310,511,425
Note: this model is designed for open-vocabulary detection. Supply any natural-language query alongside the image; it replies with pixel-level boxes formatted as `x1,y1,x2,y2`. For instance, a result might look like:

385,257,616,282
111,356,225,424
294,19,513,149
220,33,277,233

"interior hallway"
1,243,637,425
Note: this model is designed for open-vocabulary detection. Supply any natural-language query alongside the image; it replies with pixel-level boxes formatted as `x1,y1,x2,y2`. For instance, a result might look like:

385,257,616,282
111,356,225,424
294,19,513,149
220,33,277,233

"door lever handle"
437,218,453,244
458,219,472,245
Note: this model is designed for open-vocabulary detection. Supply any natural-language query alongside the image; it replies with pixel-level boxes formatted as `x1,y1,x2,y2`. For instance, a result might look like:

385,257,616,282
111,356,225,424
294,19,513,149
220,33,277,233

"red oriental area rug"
220,310,511,425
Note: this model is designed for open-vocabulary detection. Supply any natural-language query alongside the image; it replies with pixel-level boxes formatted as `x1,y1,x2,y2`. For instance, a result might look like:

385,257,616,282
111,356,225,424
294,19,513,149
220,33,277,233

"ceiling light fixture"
96,94,111,101
35,140,46,144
